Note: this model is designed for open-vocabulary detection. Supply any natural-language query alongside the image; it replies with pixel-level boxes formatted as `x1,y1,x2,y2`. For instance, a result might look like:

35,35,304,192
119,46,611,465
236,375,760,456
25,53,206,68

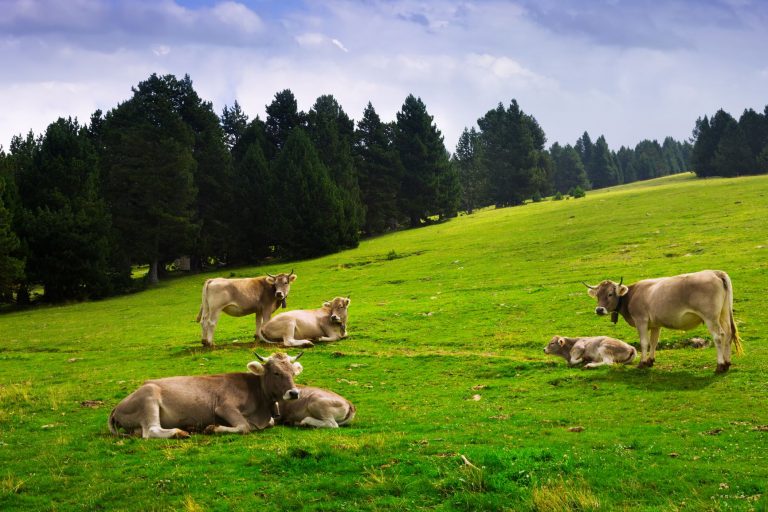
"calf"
259,297,351,348
276,386,356,428
544,335,637,368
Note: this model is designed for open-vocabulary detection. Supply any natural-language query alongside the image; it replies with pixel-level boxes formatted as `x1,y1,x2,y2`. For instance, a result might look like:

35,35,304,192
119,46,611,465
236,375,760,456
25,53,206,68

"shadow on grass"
586,368,720,392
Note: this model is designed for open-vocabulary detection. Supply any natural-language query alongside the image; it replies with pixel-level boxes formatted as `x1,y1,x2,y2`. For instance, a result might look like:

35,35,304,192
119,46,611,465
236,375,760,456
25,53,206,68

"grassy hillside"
1,172,767,511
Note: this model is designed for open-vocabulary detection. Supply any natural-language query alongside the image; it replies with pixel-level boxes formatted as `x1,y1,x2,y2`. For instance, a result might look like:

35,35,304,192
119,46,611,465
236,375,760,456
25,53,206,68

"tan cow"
584,270,742,372
258,297,351,348
544,335,637,368
197,271,296,346
275,386,356,428
108,352,304,438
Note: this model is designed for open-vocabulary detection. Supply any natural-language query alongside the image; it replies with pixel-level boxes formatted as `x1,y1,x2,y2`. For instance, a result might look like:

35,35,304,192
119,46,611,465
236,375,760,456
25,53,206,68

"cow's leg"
136,386,190,439
647,327,660,366
568,346,585,366
299,416,339,428
281,321,315,348
705,317,729,373
317,333,343,343
636,324,652,368
584,348,613,368
204,405,258,435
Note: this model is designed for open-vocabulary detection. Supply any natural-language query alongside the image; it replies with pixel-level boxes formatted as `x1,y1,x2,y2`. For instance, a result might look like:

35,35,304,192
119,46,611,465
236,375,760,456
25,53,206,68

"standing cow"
259,297,351,348
197,271,296,346
108,352,304,438
583,270,742,372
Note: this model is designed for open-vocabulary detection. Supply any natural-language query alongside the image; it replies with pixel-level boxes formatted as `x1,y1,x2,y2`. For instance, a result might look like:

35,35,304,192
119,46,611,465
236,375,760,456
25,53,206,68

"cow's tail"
197,279,211,323
258,327,278,344
623,345,638,364
720,271,744,356
338,401,356,426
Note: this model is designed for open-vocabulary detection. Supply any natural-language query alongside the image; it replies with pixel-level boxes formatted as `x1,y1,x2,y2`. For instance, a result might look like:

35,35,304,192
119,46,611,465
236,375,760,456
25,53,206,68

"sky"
1,0,767,153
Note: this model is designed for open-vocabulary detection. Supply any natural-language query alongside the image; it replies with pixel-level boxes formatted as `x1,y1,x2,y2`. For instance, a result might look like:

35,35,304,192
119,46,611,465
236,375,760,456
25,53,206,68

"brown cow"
197,271,296,346
584,270,742,372
275,386,356,428
544,335,637,368
258,297,351,348
108,352,304,438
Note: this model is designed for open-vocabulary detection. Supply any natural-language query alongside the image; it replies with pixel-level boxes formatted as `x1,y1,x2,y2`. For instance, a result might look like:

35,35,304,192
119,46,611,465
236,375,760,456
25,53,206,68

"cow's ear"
292,362,303,375
557,337,565,347
618,285,629,296
265,276,276,285
289,274,297,282
588,288,598,298
247,361,265,375
323,301,332,308
343,298,351,307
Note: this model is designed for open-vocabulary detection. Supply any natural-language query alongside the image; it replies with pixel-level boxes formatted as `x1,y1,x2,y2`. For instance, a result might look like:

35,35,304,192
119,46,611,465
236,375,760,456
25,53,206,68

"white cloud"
331,38,349,53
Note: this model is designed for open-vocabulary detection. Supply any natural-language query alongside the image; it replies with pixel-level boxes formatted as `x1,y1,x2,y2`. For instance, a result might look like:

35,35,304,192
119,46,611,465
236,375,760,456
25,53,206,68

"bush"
532,191,542,203
568,186,586,198
553,191,563,201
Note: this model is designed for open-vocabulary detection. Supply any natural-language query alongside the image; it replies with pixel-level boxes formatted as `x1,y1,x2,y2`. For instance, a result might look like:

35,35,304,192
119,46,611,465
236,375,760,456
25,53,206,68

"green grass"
2,172,768,511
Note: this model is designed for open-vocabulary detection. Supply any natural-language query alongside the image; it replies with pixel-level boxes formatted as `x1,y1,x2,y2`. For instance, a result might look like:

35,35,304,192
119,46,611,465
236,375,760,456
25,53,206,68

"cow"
275,386,356,428
108,352,304,438
258,297,351,348
197,271,296,347
544,335,637,368
583,270,743,372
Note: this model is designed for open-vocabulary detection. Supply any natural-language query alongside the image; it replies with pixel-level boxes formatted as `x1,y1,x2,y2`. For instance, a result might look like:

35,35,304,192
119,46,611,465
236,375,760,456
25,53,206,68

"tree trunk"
148,259,159,285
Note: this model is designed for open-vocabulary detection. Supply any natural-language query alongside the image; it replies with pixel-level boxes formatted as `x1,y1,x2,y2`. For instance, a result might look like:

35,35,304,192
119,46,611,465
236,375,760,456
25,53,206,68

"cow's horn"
254,352,268,362
581,281,596,290
618,276,624,286
266,272,275,278
291,352,304,362
289,269,295,277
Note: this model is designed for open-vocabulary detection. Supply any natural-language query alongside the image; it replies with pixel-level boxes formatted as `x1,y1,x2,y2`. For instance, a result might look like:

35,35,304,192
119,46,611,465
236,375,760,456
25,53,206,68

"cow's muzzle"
595,307,608,316
283,388,300,400
275,291,285,300
331,314,341,324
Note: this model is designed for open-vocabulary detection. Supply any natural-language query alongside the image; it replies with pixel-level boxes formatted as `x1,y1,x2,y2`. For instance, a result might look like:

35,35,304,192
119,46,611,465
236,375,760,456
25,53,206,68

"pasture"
1,172,767,511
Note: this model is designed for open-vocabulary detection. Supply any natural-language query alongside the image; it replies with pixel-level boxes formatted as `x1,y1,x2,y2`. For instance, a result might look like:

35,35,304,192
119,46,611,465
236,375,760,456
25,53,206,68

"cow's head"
583,278,628,316
544,335,569,355
324,296,351,326
247,352,303,401
266,270,297,302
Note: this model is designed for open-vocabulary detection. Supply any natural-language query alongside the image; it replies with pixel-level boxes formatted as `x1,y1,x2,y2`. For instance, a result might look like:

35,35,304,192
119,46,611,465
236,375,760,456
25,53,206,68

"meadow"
1,172,767,511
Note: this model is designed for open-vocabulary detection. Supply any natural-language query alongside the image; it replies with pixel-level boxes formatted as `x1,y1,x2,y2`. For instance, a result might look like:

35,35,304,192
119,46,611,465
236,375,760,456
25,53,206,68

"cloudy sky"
1,0,767,153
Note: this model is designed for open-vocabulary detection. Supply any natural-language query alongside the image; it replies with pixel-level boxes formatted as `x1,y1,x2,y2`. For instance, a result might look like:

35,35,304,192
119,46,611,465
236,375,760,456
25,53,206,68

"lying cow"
259,297,351,348
197,271,296,347
275,386,356,428
544,335,637,368
108,352,304,438
584,270,743,372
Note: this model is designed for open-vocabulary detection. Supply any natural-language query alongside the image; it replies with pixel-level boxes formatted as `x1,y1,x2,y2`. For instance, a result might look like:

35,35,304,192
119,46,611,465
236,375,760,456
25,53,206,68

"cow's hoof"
201,340,214,348
637,360,653,369
173,429,191,439
715,363,731,373
203,425,218,435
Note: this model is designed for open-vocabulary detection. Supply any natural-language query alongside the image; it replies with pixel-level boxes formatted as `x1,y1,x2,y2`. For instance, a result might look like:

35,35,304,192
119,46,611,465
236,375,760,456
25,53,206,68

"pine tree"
587,136,619,188
306,95,364,247
712,119,754,177
270,129,345,257
394,95,454,225
453,127,486,213
575,131,594,176
477,100,546,206
101,75,198,284
15,118,112,301
354,104,403,234
265,89,305,159
0,153,24,301
551,144,589,193
221,100,249,150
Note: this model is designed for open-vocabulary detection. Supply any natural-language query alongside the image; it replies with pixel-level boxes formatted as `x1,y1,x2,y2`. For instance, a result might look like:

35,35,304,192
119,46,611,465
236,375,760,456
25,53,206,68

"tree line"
1,73,694,304
691,106,768,178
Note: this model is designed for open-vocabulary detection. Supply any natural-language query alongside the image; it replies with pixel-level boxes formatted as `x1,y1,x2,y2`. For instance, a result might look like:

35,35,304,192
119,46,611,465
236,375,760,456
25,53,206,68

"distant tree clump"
692,106,768,177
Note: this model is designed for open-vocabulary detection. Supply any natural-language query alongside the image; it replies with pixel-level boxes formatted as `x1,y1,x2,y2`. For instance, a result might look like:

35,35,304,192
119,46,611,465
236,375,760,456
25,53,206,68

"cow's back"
206,277,268,315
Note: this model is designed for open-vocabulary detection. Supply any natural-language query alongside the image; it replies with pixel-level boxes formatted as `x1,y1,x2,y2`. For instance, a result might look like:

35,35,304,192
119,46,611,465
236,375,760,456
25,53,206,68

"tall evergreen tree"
353,102,403,234
575,131,594,176
712,118,754,177
738,108,768,174
0,152,24,302
221,100,249,150
265,89,304,159
551,143,589,193
271,129,344,257
453,127,486,213
306,95,364,247
477,100,546,206
394,94,455,225
587,136,619,188
15,118,112,301
101,75,198,284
